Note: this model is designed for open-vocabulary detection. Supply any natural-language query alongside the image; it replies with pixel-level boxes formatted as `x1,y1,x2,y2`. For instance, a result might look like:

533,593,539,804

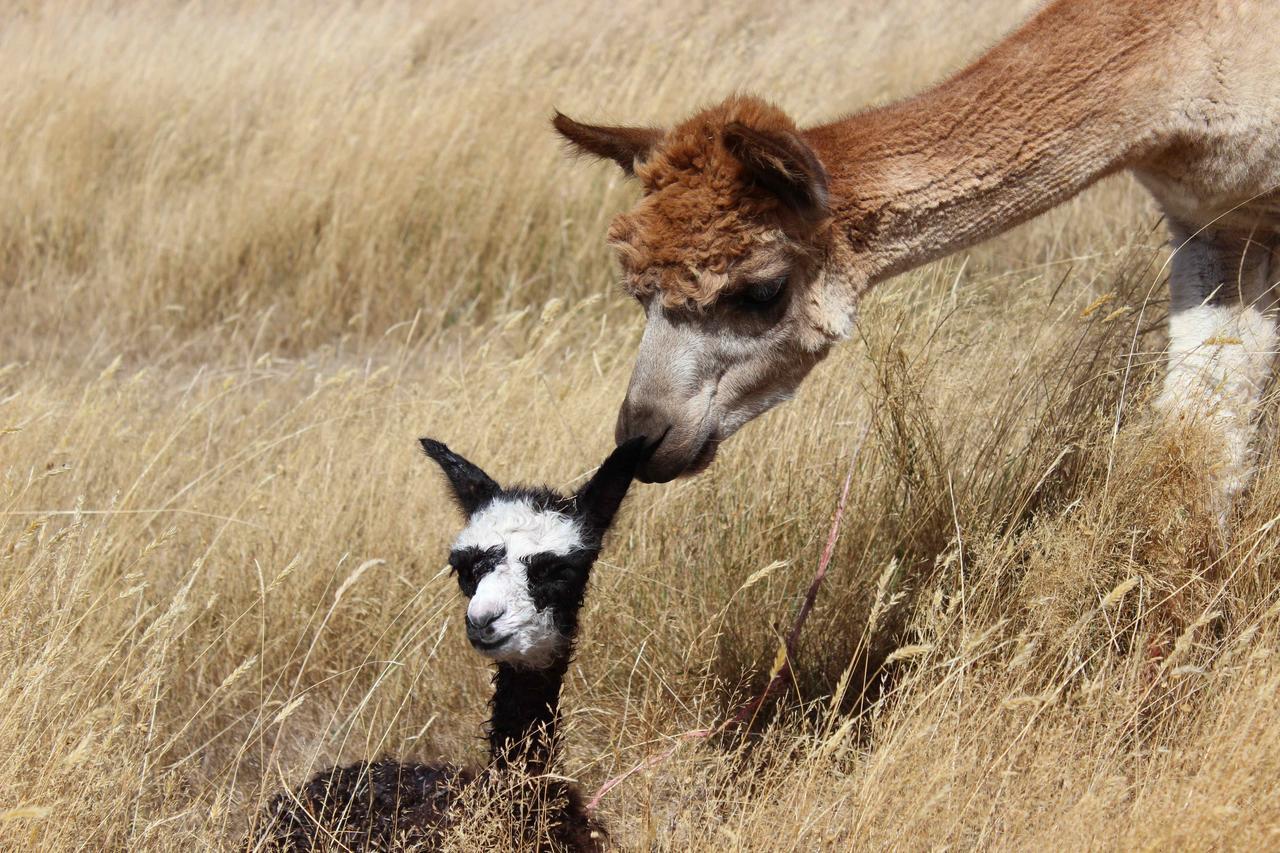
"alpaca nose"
615,401,671,450
466,610,504,642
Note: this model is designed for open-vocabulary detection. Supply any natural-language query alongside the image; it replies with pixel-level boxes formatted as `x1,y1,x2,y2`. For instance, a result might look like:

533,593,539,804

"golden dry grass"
3,1,1280,849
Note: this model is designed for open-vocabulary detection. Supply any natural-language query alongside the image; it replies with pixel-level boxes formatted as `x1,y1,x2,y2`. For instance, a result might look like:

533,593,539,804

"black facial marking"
522,550,595,634
448,544,504,597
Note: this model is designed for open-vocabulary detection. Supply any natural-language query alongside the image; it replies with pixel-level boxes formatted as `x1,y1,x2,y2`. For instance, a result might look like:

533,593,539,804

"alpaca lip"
671,434,721,481
470,633,512,653
639,430,720,483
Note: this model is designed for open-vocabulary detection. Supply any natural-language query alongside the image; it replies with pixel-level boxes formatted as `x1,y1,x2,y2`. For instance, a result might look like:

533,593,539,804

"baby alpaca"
249,436,649,851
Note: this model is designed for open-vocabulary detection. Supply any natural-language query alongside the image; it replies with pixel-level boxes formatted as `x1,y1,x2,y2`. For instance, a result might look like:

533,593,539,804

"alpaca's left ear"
552,111,665,177
419,438,500,515
575,437,651,533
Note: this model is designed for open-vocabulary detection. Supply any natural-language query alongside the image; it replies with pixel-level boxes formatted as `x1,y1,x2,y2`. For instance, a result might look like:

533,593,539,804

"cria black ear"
574,436,652,533
419,438,500,515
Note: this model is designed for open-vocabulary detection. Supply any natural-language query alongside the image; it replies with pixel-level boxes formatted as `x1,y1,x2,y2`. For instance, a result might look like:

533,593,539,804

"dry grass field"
4,1,1280,849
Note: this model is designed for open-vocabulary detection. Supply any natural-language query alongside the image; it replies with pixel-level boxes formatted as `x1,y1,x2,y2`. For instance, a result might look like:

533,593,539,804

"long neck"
487,653,570,776
809,0,1175,284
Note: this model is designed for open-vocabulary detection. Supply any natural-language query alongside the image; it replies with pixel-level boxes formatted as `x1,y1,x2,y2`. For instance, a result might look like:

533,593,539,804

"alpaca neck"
487,654,570,776
808,0,1171,283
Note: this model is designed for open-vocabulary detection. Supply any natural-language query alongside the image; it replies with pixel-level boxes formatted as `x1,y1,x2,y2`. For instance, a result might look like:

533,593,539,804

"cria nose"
466,610,504,640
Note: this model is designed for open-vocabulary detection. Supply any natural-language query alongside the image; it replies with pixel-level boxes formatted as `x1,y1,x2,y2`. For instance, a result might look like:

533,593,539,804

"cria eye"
740,275,787,306
523,553,558,582
447,545,503,598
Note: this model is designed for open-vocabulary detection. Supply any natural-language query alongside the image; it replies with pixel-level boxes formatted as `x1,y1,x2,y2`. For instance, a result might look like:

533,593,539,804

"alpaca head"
419,437,649,670
554,94,854,483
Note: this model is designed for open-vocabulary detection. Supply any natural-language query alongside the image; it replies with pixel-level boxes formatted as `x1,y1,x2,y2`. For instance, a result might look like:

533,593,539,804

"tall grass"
2,1,1279,849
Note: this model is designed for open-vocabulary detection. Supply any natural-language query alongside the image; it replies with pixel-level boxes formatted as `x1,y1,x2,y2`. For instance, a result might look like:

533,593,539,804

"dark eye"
739,275,787,307
523,552,560,584
448,555,478,597
448,545,503,597
524,551,591,586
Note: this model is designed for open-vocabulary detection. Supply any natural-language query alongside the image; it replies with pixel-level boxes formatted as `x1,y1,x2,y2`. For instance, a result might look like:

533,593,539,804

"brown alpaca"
555,0,1280,514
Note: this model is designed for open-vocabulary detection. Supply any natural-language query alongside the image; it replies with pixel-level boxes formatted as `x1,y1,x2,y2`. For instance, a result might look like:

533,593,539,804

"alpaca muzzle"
616,399,717,483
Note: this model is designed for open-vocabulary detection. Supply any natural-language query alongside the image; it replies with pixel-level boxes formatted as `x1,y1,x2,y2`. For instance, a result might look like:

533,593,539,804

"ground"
3,1,1280,849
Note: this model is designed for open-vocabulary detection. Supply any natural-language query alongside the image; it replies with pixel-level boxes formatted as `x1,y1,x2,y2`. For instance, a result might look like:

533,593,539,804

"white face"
450,497,586,669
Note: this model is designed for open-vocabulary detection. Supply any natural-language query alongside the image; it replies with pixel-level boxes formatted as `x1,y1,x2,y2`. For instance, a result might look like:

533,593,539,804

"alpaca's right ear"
552,111,664,177
574,437,651,533
419,438,500,516
722,121,829,218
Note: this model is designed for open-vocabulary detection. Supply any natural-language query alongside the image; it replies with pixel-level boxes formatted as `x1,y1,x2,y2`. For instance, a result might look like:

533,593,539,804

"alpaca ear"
574,437,651,533
419,438,500,516
552,111,664,177
722,121,829,218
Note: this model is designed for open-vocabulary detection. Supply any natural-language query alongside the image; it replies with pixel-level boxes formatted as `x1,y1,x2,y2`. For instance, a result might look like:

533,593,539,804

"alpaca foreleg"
1157,225,1278,515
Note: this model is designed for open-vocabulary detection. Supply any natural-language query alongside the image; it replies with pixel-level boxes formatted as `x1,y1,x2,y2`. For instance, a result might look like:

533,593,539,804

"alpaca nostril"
466,611,503,640
467,611,499,630
616,401,672,449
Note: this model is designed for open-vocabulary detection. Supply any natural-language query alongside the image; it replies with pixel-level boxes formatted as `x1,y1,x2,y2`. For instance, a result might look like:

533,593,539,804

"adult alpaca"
249,437,649,852
555,0,1280,512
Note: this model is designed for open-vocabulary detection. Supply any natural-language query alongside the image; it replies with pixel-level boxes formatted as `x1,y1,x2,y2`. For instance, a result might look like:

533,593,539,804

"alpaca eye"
739,275,787,307
523,553,558,583
448,545,503,597
449,560,478,597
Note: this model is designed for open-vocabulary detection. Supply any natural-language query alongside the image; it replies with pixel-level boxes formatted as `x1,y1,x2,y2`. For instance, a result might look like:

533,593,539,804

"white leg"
1157,224,1278,512
1160,302,1276,502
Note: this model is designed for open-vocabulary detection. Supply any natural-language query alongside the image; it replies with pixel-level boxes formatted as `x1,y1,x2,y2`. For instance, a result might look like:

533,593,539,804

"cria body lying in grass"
248,437,650,852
